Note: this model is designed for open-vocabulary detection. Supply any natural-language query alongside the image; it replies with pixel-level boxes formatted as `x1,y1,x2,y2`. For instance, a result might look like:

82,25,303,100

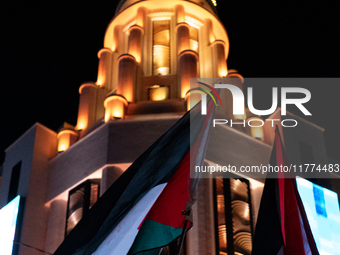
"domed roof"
116,0,217,15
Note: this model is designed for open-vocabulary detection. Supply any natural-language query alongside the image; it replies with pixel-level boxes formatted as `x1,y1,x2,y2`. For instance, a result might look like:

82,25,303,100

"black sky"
1,1,339,163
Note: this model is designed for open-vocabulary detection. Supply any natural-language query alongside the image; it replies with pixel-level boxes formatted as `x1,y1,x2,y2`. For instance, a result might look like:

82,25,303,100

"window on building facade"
8,161,22,203
65,179,100,237
148,85,170,101
153,20,170,75
214,177,253,255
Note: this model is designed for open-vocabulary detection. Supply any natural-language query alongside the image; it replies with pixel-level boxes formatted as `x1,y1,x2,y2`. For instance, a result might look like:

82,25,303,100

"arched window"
153,20,170,75
214,177,253,255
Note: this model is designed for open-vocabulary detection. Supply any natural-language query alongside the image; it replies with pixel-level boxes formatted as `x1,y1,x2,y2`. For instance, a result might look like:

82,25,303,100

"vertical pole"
177,210,190,255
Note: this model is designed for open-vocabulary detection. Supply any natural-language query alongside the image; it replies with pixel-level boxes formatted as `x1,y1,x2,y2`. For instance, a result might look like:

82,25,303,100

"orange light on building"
219,69,227,77
205,19,215,44
104,94,128,122
117,54,137,102
96,76,104,86
234,112,247,120
177,23,190,54
185,89,204,111
212,40,227,77
178,50,198,98
247,117,264,141
189,26,199,52
112,26,121,52
155,67,170,75
57,129,78,152
190,39,198,52
153,20,170,75
148,85,170,101
234,97,247,120
128,48,141,64
136,7,146,27
96,49,112,87
128,25,143,64
175,5,185,23
76,117,87,131
76,83,98,131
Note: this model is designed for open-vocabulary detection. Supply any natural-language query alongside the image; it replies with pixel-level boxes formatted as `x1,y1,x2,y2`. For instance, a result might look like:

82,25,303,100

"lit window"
246,117,264,141
214,177,253,255
65,179,100,236
148,85,170,101
153,20,170,75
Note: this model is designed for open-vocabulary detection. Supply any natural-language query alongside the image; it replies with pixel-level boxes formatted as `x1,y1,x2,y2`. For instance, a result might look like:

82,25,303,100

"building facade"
0,0,338,254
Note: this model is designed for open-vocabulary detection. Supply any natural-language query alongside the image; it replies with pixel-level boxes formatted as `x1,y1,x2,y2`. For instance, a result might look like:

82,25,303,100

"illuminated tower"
72,0,231,140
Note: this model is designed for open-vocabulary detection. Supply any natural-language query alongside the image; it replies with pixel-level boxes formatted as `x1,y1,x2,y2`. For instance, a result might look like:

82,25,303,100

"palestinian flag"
125,99,214,255
54,96,215,255
251,127,319,255
126,151,192,255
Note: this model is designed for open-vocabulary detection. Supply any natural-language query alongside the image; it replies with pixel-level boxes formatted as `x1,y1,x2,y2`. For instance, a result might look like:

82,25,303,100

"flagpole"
176,91,216,255
177,210,190,255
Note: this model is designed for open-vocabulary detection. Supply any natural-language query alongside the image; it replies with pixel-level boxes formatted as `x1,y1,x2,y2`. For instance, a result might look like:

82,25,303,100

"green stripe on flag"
131,249,161,255
128,219,183,255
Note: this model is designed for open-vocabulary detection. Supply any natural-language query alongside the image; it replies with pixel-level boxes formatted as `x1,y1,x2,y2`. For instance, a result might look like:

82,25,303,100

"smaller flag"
127,152,192,255
251,127,319,255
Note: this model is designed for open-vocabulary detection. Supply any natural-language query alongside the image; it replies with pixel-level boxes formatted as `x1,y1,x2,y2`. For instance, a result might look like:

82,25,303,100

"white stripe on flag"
93,183,167,255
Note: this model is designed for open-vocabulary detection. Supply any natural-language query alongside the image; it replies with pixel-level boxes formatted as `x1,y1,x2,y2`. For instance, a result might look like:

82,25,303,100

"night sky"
1,1,339,163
